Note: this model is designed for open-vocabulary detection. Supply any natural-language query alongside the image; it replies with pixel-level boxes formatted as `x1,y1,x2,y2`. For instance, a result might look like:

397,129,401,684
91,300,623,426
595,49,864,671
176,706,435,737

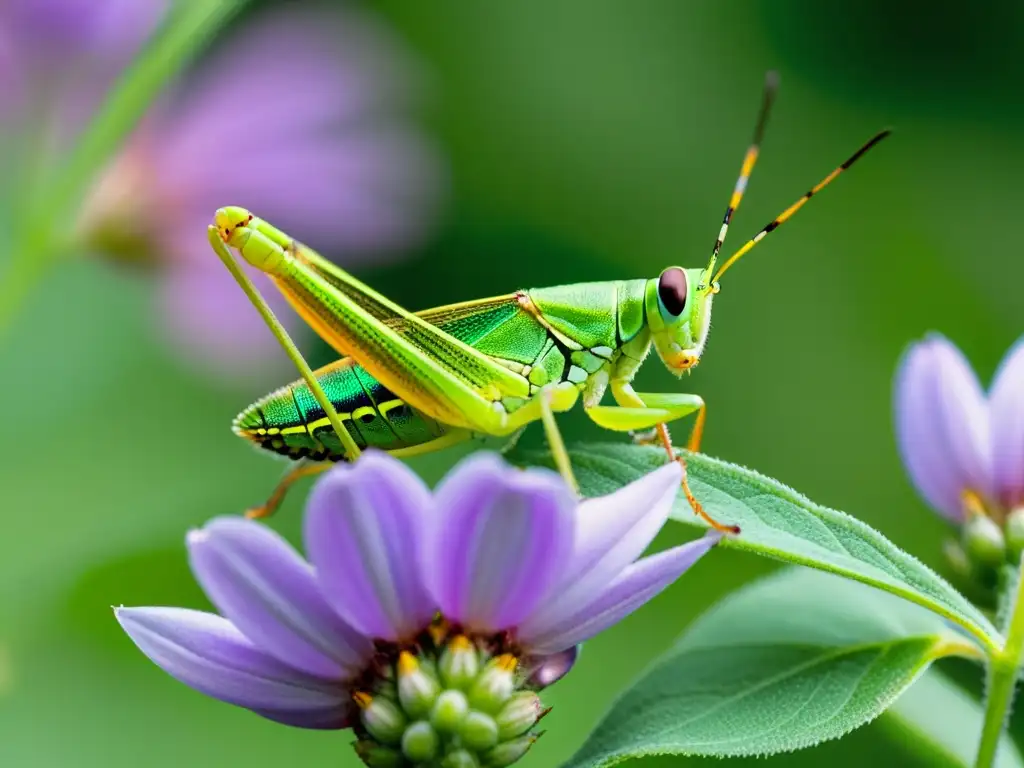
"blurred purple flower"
0,0,167,138
117,452,717,757
2,0,442,381
895,333,1024,522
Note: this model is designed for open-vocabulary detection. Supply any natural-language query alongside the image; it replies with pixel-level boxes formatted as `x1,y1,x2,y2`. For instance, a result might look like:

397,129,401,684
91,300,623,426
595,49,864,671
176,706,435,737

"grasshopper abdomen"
234,357,447,461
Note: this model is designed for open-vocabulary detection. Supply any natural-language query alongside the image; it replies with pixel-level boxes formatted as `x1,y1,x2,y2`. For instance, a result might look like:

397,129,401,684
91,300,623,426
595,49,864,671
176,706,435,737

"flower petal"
519,462,681,636
520,533,720,655
427,454,575,632
252,706,354,730
991,337,1024,508
525,646,579,689
115,607,346,717
894,334,991,520
187,517,371,679
304,453,434,641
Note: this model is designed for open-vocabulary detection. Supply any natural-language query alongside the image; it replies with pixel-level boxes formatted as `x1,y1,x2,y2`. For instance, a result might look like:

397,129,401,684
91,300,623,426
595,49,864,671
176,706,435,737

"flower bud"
962,514,1006,567
943,539,971,579
442,750,481,768
431,689,469,732
496,691,544,740
397,651,440,718
353,740,403,768
484,734,539,767
354,691,406,745
440,634,479,689
401,721,440,762
75,149,163,269
458,710,499,751
468,654,517,713
1006,508,1024,561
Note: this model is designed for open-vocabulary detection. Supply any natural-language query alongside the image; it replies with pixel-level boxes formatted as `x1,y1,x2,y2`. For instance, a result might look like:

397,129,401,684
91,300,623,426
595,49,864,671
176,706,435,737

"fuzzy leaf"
512,443,999,652
561,567,984,765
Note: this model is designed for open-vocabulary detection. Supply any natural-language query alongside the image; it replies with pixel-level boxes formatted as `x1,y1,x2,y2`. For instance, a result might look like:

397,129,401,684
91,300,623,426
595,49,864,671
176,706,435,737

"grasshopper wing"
270,240,530,431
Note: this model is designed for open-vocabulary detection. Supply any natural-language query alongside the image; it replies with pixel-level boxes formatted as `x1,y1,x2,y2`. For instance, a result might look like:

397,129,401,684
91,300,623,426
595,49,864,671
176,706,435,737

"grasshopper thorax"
644,266,716,376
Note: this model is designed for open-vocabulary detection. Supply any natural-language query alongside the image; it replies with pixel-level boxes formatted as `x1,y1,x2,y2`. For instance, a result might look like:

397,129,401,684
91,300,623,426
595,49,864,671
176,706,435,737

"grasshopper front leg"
585,382,738,535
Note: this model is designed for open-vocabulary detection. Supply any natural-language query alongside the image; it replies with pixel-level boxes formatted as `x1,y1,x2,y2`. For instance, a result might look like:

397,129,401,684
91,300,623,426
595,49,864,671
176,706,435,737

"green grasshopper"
210,74,888,534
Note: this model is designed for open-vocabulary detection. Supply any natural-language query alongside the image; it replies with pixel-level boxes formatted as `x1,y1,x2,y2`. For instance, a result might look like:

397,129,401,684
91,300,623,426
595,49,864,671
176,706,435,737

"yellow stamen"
352,691,373,709
427,616,448,645
450,635,473,653
962,489,988,519
495,653,518,673
398,650,420,676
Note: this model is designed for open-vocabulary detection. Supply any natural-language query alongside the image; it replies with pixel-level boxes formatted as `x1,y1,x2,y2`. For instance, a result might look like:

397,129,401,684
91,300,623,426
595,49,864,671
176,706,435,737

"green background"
2,0,1022,764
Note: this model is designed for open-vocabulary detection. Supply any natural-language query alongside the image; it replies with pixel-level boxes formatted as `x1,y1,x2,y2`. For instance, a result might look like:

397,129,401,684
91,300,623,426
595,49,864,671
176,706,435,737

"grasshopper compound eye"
657,267,688,317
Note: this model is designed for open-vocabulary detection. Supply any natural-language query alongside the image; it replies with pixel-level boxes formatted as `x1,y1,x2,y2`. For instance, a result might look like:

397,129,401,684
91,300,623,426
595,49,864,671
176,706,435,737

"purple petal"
426,454,575,633
894,335,992,520
0,0,166,138
5,0,165,60
304,453,434,642
157,8,404,148
115,607,346,717
520,534,720,655
519,462,681,636
525,646,579,689
252,706,354,731
991,337,1024,508
187,517,371,680
144,8,440,257
161,130,442,257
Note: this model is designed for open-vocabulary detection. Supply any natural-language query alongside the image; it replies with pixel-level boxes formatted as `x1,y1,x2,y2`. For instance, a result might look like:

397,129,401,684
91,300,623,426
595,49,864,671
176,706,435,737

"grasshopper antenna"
712,128,892,283
704,70,780,284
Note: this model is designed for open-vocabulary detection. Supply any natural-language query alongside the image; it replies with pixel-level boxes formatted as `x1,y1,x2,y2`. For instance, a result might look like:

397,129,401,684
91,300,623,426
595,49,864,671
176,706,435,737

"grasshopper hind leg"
246,459,332,519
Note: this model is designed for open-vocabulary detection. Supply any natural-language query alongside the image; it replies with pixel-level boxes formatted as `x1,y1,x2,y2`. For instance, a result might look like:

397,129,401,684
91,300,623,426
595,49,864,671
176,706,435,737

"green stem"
1,0,247,341
975,563,1024,767
0,242,52,340
208,228,362,463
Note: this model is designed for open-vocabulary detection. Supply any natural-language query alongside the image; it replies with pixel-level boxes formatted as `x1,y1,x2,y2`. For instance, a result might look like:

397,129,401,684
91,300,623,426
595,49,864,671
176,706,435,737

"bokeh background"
2,0,1023,765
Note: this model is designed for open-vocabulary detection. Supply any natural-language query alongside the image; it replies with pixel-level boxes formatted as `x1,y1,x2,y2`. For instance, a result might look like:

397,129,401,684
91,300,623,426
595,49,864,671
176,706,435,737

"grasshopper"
210,74,888,534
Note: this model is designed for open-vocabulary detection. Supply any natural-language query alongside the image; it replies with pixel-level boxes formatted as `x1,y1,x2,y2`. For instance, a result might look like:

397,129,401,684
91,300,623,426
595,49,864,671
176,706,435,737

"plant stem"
0,0,246,343
975,563,1024,767
0,244,51,341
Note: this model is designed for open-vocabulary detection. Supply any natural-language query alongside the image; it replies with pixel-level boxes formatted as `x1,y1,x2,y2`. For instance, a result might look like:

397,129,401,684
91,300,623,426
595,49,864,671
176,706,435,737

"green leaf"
561,567,985,766
512,443,1000,653
882,669,1024,768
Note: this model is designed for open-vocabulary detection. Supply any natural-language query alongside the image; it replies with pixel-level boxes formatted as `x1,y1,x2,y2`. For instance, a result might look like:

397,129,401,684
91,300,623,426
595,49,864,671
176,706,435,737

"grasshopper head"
214,206,286,273
215,206,254,247
644,266,717,376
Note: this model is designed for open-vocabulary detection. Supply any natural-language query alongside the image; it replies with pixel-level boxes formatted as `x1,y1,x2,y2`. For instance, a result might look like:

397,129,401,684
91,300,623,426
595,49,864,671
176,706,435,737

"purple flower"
46,4,442,381
0,0,167,141
895,333,1024,522
422,454,717,658
117,452,717,762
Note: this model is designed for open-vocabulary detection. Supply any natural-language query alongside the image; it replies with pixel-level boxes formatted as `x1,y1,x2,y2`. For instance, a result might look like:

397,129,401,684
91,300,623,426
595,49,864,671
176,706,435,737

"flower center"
351,622,547,767
961,488,991,520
